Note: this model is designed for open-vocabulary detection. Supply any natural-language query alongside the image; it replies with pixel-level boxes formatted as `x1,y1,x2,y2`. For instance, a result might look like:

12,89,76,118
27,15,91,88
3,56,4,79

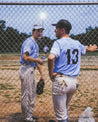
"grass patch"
13,89,21,95
36,88,52,98
3,94,11,99
0,83,15,90
80,68,98,70
1,68,19,70
0,53,20,57
85,51,98,56
15,96,21,102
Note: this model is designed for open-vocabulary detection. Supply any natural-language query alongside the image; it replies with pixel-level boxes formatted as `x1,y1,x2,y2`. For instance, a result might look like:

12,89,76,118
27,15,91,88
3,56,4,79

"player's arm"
48,53,57,80
86,44,98,52
37,63,44,81
23,52,44,65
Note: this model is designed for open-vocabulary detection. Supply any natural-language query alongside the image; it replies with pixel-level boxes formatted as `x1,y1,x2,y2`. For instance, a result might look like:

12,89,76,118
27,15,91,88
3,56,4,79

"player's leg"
58,120,68,122
19,65,28,117
19,65,36,120
52,94,68,122
66,93,74,122
26,66,36,118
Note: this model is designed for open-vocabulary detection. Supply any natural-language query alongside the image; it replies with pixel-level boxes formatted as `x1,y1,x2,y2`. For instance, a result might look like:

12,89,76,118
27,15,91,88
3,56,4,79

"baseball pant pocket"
52,75,77,95
52,76,67,95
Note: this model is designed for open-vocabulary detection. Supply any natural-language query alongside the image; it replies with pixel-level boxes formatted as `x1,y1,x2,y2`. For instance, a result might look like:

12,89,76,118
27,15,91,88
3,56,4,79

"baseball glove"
36,79,45,95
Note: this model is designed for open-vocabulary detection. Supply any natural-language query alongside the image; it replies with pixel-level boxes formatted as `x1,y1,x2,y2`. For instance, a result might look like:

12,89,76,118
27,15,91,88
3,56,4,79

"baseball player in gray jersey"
19,24,44,122
48,19,97,122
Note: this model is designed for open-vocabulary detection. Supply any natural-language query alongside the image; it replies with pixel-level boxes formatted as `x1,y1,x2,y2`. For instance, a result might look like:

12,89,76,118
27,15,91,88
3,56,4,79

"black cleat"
32,116,38,120
49,119,56,122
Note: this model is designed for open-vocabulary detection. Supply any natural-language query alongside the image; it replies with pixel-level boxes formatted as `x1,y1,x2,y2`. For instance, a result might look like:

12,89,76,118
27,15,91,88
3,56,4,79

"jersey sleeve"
50,41,60,58
80,43,86,55
23,39,32,54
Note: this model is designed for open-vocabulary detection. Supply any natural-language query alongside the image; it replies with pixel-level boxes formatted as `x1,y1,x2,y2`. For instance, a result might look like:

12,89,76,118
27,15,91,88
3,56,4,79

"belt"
57,73,65,77
21,63,27,66
21,63,36,69
56,73,79,89
52,73,65,80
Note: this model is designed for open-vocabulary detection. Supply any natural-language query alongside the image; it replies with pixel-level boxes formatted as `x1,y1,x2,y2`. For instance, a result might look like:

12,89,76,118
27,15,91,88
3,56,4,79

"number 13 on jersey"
66,49,79,65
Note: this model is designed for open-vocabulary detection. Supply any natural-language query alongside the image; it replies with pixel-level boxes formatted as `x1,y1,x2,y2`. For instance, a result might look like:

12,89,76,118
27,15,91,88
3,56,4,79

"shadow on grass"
1,113,97,122
7,113,56,122
7,113,25,122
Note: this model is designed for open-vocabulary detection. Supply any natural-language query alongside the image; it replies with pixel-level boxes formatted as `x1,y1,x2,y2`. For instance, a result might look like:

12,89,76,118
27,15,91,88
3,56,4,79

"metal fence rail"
0,2,98,5
0,1,98,122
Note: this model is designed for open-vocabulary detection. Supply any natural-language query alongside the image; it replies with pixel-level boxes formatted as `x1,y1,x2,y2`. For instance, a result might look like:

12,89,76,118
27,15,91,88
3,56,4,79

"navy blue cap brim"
52,24,58,26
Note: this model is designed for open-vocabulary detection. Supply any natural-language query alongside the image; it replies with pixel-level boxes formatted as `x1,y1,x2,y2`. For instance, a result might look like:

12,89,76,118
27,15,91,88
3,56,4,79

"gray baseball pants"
52,75,77,121
19,65,36,118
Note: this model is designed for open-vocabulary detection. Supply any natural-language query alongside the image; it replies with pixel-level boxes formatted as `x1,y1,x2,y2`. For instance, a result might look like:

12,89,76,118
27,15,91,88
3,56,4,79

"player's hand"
90,44,97,48
50,72,57,80
87,44,98,51
92,44,98,50
37,58,44,65
40,76,45,81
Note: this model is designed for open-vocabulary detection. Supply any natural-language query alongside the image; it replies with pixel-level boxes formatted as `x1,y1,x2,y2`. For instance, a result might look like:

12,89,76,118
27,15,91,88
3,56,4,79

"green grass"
0,53,20,57
0,83,15,90
85,51,98,56
80,68,98,70
0,51,98,56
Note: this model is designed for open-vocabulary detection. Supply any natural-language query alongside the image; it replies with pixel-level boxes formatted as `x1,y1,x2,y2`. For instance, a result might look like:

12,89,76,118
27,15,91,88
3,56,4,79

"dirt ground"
0,56,98,122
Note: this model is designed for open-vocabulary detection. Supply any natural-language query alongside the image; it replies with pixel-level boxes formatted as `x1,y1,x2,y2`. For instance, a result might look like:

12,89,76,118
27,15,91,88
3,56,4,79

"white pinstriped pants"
19,65,36,118
52,75,77,121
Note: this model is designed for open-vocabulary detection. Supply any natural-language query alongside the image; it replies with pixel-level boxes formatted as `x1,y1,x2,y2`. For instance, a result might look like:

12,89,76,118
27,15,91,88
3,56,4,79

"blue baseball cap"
52,19,72,34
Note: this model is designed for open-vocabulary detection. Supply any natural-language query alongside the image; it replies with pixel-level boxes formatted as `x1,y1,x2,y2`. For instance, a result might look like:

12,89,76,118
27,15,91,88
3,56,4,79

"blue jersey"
50,37,86,76
20,37,39,67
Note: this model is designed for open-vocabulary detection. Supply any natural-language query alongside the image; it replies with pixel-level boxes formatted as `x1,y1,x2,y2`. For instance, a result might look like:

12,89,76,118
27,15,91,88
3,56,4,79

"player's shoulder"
70,38,81,44
55,37,80,45
26,36,33,42
56,38,64,44
22,36,33,46
26,36,34,43
72,39,84,49
56,37,74,44
68,37,77,42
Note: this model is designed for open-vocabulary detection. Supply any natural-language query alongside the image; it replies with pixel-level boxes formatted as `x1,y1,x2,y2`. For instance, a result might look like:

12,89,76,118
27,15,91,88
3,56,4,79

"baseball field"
0,53,98,122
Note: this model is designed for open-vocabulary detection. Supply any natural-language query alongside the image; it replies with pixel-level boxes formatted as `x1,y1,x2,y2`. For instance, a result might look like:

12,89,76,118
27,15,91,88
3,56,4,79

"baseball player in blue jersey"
48,19,97,122
19,24,44,122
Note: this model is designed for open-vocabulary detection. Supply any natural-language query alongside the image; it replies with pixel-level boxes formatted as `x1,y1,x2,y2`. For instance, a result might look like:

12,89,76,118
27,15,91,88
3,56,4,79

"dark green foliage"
0,20,29,53
0,20,97,53
37,36,55,53
70,26,98,46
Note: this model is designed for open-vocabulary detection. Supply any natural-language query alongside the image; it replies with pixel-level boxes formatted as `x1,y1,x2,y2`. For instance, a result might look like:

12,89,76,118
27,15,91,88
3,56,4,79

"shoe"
32,116,38,120
25,117,36,122
49,119,56,122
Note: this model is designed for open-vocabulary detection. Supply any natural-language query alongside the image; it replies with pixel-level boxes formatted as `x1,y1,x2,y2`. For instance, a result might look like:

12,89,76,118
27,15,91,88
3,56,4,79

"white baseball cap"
33,24,44,30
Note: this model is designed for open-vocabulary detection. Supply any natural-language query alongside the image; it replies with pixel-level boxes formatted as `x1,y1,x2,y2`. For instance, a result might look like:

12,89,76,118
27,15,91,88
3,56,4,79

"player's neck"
62,34,69,38
32,35,38,42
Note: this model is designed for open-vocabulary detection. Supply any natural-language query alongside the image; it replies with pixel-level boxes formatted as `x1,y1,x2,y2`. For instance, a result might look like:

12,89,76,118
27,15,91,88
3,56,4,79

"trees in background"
0,20,97,53
37,36,55,52
70,26,98,46
0,20,29,53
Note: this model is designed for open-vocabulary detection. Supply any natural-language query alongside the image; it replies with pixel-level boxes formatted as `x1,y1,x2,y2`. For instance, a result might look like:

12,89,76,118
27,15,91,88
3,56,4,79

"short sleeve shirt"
20,37,39,67
50,37,86,76
43,46,49,53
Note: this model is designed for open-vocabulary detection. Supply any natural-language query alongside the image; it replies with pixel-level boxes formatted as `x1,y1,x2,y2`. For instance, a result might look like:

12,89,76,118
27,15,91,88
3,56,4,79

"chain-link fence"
0,1,98,122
